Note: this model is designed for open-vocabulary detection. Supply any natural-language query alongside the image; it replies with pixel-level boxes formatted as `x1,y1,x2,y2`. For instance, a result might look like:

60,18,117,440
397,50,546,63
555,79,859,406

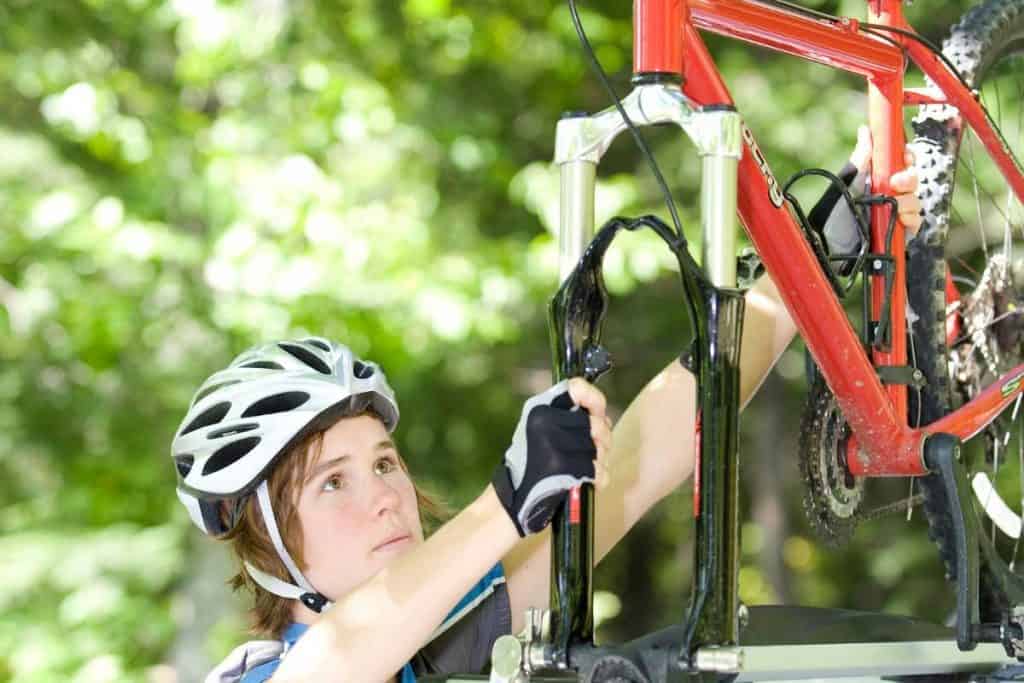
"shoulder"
413,563,510,677
205,638,285,683
239,659,280,683
237,623,306,682
437,562,507,636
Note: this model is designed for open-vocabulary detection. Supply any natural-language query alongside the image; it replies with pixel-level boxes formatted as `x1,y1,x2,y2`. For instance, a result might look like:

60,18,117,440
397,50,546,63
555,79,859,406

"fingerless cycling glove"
492,380,597,536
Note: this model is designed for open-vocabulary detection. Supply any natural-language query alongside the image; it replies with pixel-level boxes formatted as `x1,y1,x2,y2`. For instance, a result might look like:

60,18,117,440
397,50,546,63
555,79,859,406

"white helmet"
170,336,400,611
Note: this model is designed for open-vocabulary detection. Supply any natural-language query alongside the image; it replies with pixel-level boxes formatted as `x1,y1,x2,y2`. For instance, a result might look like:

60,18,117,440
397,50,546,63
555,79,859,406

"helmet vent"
203,437,261,475
241,391,310,418
193,380,241,405
208,422,259,439
181,402,231,436
174,454,194,478
353,361,375,379
239,361,285,370
278,342,331,374
304,338,331,352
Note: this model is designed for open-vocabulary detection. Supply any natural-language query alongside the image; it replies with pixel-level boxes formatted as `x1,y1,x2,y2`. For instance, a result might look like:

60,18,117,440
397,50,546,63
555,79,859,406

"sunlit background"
0,0,987,680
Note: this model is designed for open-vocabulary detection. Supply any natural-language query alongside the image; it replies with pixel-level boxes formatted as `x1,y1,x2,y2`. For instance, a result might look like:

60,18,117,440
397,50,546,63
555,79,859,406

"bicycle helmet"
170,336,400,611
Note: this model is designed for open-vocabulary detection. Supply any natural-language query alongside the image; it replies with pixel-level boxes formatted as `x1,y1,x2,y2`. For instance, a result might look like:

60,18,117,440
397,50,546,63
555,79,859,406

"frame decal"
1002,370,1024,398
741,124,784,208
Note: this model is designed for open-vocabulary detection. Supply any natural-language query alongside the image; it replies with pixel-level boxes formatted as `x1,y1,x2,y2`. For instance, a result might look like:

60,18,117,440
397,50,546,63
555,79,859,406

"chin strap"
243,481,332,614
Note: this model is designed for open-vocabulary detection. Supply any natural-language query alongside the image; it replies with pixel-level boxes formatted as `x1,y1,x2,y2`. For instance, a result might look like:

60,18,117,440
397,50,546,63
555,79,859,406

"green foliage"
0,0,981,679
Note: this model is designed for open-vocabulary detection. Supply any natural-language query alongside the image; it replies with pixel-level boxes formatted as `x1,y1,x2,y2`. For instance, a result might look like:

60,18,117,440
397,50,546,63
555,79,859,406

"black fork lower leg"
679,282,745,667
549,488,594,666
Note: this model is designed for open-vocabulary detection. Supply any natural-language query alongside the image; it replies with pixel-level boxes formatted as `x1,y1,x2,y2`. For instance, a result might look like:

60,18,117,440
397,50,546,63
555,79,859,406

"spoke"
995,434,1001,478
1007,189,1015,262
1016,414,1024,570
1017,61,1023,134
1016,65,1023,156
991,71,1023,255
953,250,981,280
952,275,978,289
1017,67,1024,242
999,72,1014,258
992,74,1003,134
991,432,1001,543
950,308,1024,347
960,133,1018,237
965,133,990,260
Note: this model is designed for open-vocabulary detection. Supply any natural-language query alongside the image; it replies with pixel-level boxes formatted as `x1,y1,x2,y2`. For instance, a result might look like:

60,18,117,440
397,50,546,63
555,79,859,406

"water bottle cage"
783,168,900,352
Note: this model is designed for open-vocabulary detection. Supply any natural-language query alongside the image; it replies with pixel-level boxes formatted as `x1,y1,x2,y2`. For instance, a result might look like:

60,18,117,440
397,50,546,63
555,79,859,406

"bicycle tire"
908,0,1024,618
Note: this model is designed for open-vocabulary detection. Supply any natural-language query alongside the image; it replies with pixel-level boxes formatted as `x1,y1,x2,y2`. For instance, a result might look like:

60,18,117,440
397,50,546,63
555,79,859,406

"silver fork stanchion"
696,108,741,289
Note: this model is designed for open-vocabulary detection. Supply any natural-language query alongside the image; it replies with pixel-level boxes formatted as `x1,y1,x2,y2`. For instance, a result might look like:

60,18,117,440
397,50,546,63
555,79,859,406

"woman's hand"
491,377,611,536
850,125,923,235
890,156,922,235
567,377,612,492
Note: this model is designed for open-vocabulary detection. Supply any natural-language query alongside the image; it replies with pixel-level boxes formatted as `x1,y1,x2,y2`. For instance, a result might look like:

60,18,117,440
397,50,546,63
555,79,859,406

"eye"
374,456,398,476
322,473,346,493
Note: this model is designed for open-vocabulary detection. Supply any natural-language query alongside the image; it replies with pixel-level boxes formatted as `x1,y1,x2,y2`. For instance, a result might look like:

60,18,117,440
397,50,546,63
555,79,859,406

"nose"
367,471,402,517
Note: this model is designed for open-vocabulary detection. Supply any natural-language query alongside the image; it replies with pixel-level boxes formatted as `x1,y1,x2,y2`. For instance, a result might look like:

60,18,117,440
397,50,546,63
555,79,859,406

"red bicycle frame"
638,0,1024,476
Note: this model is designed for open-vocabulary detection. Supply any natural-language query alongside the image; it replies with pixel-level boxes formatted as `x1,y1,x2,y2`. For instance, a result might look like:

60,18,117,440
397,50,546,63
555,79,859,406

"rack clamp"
861,252,898,350
876,364,926,389
997,607,1024,659
737,248,765,289
864,252,895,276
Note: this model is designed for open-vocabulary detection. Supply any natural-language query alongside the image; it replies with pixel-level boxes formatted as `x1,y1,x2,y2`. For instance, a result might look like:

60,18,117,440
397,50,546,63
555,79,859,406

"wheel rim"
942,43,1024,574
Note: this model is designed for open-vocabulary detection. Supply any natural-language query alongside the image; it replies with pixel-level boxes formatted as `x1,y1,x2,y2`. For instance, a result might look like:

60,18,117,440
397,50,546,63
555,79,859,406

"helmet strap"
246,481,331,612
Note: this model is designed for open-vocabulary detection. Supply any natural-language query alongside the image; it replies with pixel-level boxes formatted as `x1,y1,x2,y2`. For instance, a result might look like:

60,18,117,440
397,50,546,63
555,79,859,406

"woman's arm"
273,379,610,682
273,485,520,683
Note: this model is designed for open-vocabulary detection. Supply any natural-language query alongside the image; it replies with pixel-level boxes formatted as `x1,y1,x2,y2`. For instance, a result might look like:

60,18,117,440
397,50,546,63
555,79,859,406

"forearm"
274,485,519,683
594,361,696,563
737,273,798,408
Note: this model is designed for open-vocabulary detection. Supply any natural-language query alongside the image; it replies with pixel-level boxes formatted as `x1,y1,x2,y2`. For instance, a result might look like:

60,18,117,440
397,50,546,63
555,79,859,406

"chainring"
799,374,866,548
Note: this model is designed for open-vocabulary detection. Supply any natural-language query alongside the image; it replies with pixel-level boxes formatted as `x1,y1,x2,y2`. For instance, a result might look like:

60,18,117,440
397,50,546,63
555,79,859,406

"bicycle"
429,0,1024,680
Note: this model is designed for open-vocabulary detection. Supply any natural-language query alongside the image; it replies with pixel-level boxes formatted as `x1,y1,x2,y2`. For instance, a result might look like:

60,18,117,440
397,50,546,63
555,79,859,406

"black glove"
492,380,597,536
808,161,870,266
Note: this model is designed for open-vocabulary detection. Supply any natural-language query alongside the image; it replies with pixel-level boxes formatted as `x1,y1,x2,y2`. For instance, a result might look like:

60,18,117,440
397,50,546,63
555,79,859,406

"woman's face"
293,414,424,606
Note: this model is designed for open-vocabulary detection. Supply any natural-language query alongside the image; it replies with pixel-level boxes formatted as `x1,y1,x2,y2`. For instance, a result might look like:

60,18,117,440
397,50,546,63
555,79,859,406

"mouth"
373,534,412,552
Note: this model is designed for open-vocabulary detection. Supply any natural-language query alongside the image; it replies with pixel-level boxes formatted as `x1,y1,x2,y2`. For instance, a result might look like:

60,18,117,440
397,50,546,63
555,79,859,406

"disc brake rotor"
950,253,1024,541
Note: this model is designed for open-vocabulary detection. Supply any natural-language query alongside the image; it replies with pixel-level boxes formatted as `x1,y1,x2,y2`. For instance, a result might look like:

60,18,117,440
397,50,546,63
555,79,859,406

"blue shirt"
240,563,506,683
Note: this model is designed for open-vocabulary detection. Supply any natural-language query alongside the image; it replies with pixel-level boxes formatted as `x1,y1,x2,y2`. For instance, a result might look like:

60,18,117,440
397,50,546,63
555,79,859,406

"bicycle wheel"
908,0,1024,618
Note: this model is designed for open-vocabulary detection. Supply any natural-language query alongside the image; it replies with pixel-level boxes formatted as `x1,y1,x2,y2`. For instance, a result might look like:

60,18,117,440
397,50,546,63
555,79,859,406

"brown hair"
221,410,450,637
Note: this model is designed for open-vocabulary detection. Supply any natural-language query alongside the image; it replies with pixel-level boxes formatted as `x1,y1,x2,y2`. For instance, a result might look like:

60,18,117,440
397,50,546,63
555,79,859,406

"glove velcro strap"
491,464,526,537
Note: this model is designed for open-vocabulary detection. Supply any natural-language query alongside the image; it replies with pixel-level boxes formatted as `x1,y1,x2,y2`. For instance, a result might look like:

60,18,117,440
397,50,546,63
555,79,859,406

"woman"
176,130,922,683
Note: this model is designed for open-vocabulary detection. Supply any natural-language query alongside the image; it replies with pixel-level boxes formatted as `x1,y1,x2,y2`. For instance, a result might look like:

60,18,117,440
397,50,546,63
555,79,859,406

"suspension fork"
548,80,746,671
679,108,746,673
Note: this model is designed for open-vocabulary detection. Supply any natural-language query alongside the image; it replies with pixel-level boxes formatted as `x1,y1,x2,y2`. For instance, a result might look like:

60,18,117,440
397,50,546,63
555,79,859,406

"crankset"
799,372,924,547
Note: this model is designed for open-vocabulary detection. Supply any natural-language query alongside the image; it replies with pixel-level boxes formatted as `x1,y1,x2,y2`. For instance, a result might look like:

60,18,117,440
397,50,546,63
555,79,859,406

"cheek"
397,479,424,539
298,497,364,561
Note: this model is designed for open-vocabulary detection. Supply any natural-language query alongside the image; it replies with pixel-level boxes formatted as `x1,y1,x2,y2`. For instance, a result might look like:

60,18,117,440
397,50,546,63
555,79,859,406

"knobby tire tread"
908,0,1024,616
